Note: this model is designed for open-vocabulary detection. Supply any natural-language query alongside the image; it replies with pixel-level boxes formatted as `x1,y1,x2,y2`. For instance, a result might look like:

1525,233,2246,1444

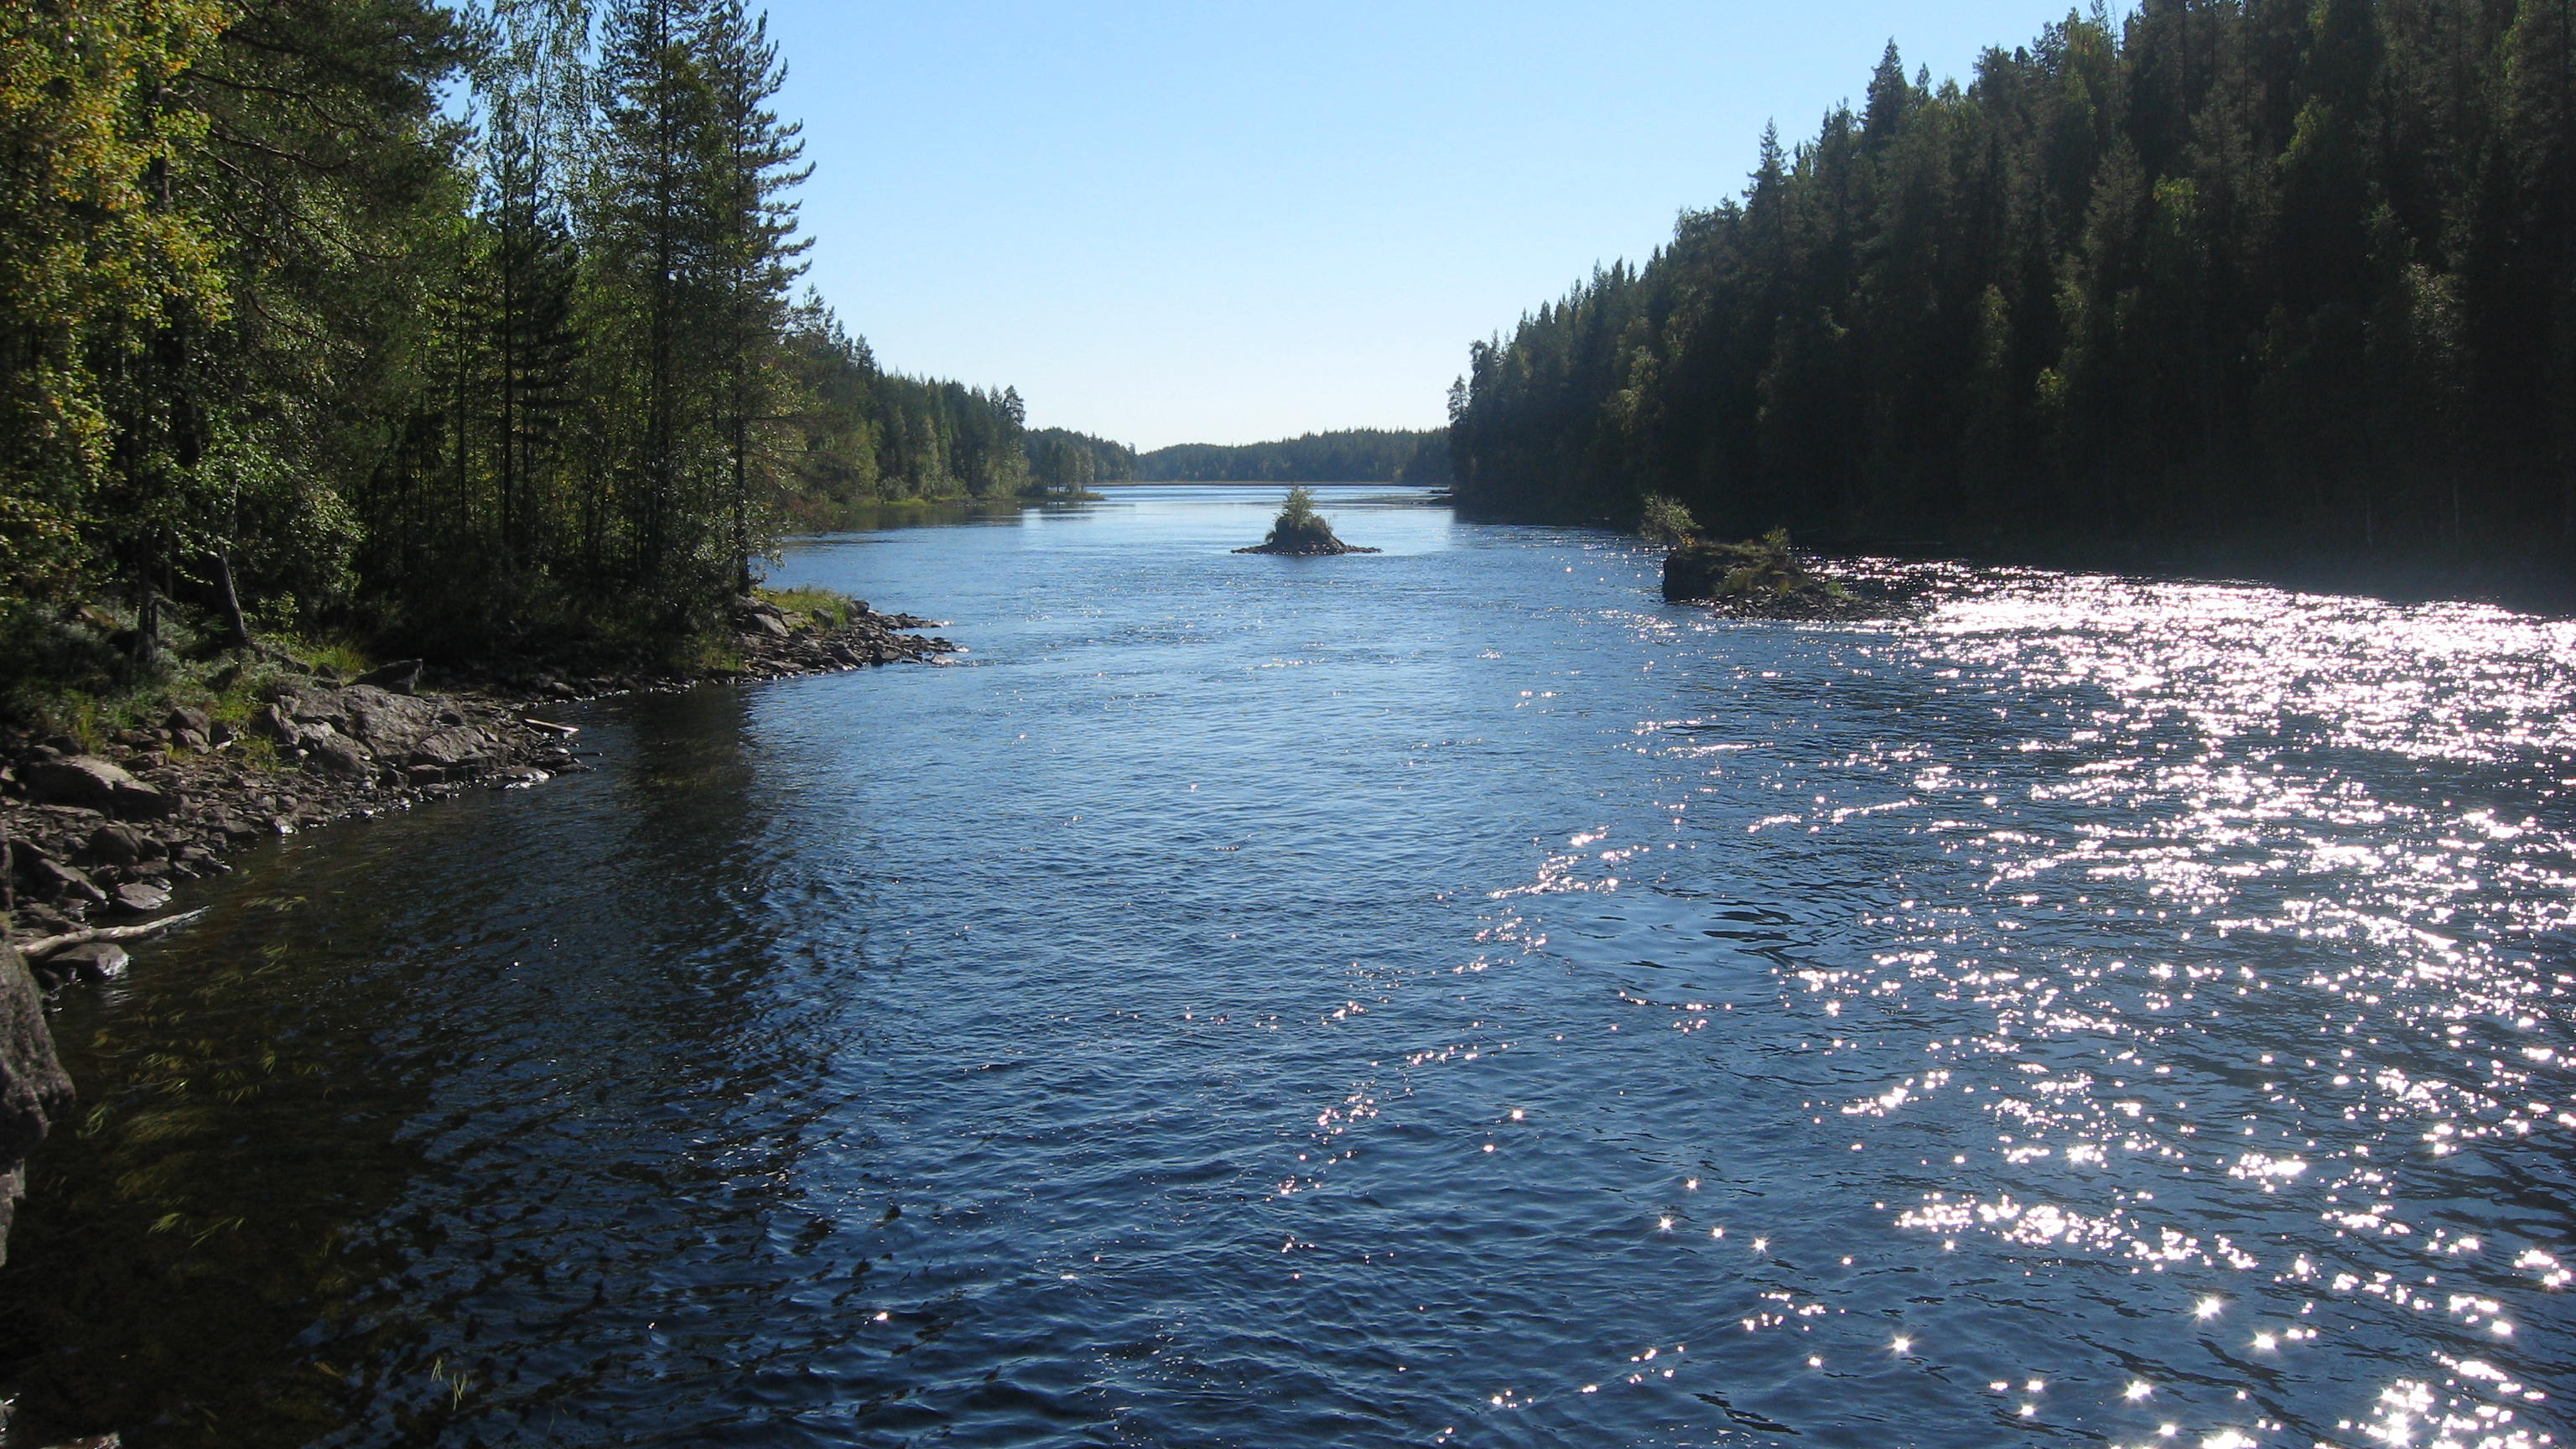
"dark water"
4,486,2572,1449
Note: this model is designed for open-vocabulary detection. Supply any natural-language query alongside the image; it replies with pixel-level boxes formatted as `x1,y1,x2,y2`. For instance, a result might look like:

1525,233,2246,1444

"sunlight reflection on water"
3,490,2569,1449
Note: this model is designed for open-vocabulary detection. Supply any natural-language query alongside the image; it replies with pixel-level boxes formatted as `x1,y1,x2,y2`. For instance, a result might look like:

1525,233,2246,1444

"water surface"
3,486,2570,1449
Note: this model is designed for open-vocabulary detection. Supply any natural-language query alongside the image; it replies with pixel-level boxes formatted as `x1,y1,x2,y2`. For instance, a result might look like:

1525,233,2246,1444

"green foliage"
0,0,1048,696
1711,529,1817,596
1448,1,2576,563
755,583,855,629
1638,493,1697,544
1023,428,1135,496
1140,429,1451,483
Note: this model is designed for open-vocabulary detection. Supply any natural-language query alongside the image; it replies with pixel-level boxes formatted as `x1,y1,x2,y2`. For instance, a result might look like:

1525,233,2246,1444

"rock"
172,728,209,753
52,943,129,983
350,658,423,694
22,756,174,820
268,683,349,730
745,611,791,638
81,823,154,867
165,706,210,737
305,738,371,780
2,939,77,1268
248,703,299,743
404,764,449,787
23,857,102,904
207,718,236,745
13,901,73,934
111,880,171,915
408,727,490,774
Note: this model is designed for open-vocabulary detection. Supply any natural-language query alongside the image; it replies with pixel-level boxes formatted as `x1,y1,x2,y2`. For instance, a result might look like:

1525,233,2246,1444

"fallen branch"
14,908,212,960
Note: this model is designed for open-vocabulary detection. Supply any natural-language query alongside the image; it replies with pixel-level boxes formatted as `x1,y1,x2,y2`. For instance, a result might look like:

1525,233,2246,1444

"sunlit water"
3,486,2571,1449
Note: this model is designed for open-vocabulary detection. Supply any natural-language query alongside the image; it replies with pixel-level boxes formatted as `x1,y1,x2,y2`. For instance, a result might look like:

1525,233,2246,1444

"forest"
0,0,1047,681
1023,428,1140,496
1138,429,1452,484
1448,0,2576,569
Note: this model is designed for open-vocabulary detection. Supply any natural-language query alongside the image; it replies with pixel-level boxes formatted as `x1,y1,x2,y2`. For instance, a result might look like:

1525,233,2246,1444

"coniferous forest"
1137,429,1452,485
1448,0,2576,569
0,0,1045,675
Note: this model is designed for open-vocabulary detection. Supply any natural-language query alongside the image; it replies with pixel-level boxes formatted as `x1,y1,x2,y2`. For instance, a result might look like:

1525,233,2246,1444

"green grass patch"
756,584,861,631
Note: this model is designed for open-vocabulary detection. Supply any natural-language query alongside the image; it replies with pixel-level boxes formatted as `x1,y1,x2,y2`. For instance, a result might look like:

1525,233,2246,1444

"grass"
756,584,862,631
0,593,392,748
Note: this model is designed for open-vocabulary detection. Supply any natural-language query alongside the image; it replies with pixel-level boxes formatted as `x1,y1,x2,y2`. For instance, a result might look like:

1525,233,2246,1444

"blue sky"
764,1,2102,450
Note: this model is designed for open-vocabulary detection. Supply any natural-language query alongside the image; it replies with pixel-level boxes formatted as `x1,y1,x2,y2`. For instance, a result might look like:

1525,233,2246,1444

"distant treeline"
0,0,1055,673
1022,428,1140,496
1138,429,1452,484
1449,0,2576,565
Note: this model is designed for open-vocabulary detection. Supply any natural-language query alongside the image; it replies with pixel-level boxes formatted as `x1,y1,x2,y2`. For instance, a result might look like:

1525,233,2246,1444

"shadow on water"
0,688,797,1448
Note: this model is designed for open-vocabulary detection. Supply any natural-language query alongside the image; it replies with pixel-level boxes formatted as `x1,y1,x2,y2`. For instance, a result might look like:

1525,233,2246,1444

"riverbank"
0,589,958,1274
3,591,957,959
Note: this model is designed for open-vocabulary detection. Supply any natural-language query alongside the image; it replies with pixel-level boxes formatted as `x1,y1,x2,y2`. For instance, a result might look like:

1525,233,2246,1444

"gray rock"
265,683,347,730
745,611,792,638
305,738,371,780
52,943,130,982
111,880,171,915
350,658,423,694
22,756,173,820
249,703,299,743
339,686,439,755
165,705,211,737
81,823,153,867
26,857,104,906
408,726,490,773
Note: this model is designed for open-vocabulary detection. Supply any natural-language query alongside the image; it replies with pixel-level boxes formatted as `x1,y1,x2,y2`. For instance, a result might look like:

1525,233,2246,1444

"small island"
1235,486,1382,555
1649,499,1883,619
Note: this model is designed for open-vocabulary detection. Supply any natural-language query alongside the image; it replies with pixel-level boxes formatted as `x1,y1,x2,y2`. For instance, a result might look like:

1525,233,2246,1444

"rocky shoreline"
0,595,956,1276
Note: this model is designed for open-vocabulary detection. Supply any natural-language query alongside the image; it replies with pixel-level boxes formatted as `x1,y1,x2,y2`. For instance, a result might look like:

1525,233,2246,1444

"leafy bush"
1638,493,1698,544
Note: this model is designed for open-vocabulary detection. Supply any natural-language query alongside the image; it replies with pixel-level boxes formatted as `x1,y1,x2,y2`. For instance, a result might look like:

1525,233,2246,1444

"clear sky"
763,1,2099,451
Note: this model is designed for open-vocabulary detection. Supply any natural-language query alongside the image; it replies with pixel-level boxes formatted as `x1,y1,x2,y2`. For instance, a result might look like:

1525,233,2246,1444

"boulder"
52,943,130,983
22,856,102,904
264,683,348,730
1,941,76,1268
349,658,423,694
248,703,299,743
407,726,490,774
164,705,211,737
82,823,158,867
305,737,371,781
338,686,439,755
745,611,792,638
111,880,171,915
23,756,174,820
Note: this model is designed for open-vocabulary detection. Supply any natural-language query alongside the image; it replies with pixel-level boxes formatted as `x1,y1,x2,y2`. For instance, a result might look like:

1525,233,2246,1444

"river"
2,485,2569,1449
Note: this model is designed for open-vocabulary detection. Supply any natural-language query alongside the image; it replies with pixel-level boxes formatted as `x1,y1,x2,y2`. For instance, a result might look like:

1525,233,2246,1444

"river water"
3,485,2571,1449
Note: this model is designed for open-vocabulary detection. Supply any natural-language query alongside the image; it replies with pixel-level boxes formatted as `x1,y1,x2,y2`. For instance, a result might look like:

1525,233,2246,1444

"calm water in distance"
3,485,2570,1448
